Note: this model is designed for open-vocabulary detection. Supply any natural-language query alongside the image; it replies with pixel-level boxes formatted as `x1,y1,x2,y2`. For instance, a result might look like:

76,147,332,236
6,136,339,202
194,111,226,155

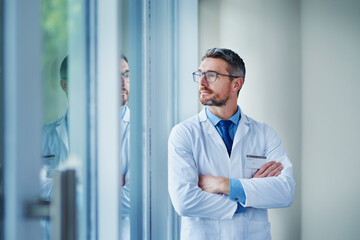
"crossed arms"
198,161,283,195
168,124,295,219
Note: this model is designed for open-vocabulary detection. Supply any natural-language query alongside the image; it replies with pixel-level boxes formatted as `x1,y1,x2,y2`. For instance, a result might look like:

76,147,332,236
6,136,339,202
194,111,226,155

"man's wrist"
218,177,230,195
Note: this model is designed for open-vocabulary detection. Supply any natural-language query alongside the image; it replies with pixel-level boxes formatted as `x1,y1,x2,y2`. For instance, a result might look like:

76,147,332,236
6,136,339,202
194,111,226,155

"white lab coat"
168,108,295,240
119,107,131,240
41,108,130,198
41,108,131,238
41,112,69,200
40,112,69,240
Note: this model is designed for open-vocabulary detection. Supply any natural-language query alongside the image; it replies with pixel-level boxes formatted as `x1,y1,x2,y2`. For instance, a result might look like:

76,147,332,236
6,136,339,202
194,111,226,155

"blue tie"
218,120,233,156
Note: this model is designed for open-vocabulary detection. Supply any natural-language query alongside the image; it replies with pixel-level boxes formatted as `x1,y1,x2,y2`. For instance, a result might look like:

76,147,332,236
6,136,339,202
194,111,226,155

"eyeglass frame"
121,71,130,83
192,71,240,83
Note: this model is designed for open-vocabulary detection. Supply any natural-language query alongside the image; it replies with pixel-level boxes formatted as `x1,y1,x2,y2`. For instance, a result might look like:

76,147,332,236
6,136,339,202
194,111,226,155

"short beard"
121,89,129,106
201,96,229,107
199,87,230,107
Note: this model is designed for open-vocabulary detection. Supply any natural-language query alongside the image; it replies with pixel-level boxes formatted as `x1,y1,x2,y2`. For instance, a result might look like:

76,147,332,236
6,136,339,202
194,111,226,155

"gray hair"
202,48,246,81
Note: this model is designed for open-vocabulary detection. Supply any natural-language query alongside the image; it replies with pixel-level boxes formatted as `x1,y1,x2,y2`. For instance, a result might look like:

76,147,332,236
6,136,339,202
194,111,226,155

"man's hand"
122,174,126,186
253,161,283,178
198,175,230,195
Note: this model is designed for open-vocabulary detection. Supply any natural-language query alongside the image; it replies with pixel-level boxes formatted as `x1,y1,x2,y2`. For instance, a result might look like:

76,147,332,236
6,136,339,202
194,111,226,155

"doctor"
168,48,295,240
119,55,131,240
41,56,70,200
40,56,70,240
41,56,130,199
41,55,131,239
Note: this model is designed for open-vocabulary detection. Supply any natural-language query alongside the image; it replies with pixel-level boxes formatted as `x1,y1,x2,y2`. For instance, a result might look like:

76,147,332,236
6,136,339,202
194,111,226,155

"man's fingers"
253,161,283,178
267,164,283,177
259,161,277,176
256,161,276,176
263,162,282,177
265,162,282,176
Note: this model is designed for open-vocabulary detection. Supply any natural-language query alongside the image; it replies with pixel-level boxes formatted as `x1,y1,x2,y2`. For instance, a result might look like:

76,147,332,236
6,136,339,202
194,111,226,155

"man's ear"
233,77,244,92
60,78,68,93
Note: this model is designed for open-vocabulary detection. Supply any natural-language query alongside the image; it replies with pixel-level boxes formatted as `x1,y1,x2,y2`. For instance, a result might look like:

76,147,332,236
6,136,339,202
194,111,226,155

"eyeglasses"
121,71,130,83
192,71,240,83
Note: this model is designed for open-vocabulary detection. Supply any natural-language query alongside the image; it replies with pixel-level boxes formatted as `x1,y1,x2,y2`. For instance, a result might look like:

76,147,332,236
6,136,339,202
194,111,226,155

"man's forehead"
120,59,129,71
199,57,228,71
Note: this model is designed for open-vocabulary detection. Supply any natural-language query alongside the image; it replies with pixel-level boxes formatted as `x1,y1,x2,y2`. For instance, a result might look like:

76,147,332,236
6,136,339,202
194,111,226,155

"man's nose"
121,75,126,86
199,73,208,86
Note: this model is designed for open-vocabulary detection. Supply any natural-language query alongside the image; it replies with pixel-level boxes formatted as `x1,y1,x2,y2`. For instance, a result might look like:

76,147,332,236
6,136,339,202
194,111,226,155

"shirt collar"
121,105,130,122
121,105,127,119
205,106,241,126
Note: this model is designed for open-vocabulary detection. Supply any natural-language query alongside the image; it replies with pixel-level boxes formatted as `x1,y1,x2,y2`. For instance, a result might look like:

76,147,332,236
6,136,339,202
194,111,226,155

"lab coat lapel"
198,109,228,149
56,113,69,152
123,106,130,123
232,110,250,148
120,106,130,136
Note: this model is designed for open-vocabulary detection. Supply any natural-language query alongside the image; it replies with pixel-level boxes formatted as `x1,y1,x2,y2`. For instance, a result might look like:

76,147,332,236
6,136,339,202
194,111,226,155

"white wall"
199,1,302,239
301,0,360,239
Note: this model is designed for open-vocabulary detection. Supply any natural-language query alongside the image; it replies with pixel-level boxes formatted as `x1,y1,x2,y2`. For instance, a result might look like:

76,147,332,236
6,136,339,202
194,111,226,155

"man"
41,55,131,238
168,48,295,240
119,54,131,189
118,55,131,240
41,56,69,201
41,56,130,195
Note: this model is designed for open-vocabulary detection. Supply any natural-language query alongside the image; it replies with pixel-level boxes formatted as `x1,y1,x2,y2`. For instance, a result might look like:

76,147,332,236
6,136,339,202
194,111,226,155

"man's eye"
208,73,216,78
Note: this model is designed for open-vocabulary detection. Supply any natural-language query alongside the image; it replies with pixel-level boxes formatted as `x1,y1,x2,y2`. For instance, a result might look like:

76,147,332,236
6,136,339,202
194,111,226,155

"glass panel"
41,0,90,237
119,1,131,239
0,0,4,239
40,0,68,238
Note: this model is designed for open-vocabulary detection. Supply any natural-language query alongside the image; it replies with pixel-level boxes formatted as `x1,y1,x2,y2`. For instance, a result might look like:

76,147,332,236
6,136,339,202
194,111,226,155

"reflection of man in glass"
41,56,69,201
119,55,131,240
120,55,130,187
41,55,131,239
40,56,69,240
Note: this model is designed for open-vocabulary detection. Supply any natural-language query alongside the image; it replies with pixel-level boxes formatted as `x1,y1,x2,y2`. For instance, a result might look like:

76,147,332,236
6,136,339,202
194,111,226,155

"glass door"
0,0,4,238
2,0,99,239
2,0,201,239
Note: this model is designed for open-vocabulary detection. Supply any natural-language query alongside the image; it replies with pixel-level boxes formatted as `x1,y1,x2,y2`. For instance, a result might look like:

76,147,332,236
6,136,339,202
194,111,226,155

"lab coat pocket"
243,168,258,179
247,221,271,240
244,155,266,178
181,218,220,240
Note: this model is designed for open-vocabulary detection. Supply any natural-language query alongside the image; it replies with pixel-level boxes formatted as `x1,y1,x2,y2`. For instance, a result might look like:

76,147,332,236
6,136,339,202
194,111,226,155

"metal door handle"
26,169,77,240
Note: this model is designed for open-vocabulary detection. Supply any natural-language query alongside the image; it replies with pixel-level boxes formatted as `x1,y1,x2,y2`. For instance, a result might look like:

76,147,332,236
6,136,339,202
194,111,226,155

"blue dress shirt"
205,106,246,213
121,105,127,119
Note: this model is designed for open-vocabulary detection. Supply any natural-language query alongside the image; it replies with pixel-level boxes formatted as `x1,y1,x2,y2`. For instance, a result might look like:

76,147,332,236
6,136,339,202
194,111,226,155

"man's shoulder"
43,115,65,134
170,113,201,138
169,113,201,147
241,112,266,127
243,114,277,138
174,113,200,129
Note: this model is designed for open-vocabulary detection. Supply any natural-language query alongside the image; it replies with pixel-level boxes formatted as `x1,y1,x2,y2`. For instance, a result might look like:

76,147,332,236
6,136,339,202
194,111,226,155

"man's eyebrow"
198,69,217,72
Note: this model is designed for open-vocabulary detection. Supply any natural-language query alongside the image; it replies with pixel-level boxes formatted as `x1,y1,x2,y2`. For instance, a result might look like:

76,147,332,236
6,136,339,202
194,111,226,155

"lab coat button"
235,198,239,201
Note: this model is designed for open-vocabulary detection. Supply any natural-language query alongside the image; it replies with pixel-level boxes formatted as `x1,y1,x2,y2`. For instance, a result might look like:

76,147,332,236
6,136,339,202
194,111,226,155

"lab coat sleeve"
120,171,130,216
40,124,54,201
239,125,296,209
119,120,130,217
168,124,237,220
